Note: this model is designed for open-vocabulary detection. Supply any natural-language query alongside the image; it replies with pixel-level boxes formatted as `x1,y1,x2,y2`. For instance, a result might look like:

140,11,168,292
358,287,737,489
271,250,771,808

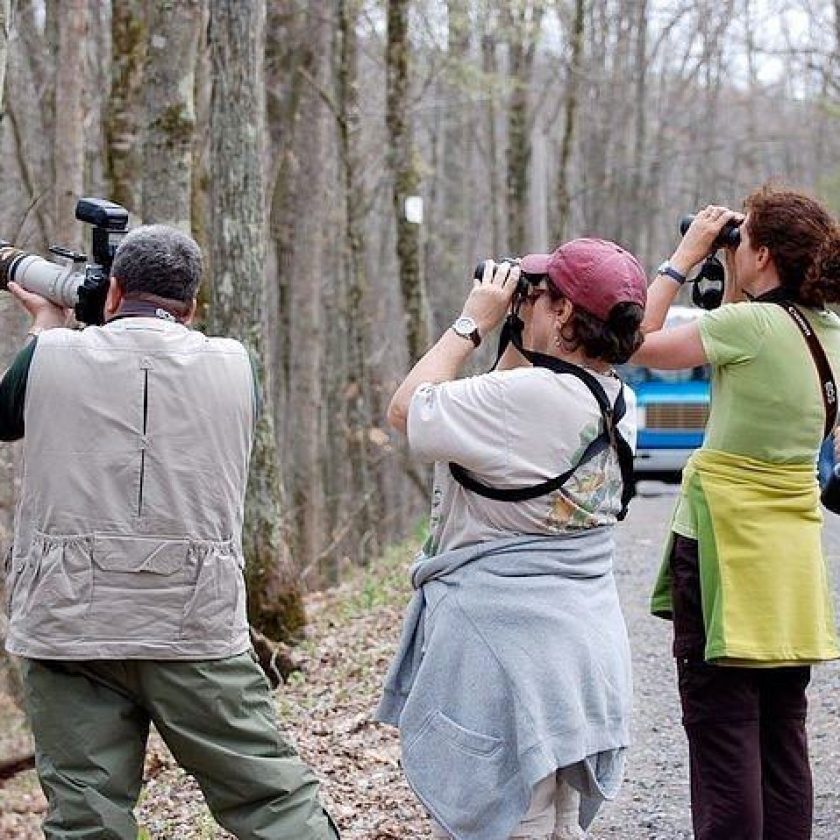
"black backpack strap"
775,302,837,439
489,313,523,372
449,426,613,503
524,351,635,520
613,396,635,520
449,339,635,518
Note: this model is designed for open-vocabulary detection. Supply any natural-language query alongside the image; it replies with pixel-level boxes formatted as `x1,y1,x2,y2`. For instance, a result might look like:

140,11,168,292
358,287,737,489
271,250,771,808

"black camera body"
0,197,129,325
679,214,741,249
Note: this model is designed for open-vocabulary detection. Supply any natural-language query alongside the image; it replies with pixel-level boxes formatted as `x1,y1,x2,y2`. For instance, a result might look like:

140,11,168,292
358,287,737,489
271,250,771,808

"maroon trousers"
669,534,813,840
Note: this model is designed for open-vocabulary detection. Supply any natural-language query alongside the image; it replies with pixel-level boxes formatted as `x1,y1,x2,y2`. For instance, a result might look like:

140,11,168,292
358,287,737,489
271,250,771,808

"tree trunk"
481,17,502,254
553,0,584,243
505,1,543,254
191,1,212,322
0,0,10,124
506,14,528,254
286,3,330,577
0,0,23,713
105,0,146,215
142,0,200,229
53,0,87,249
266,3,308,455
625,0,648,248
5,0,53,246
386,0,430,365
207,0,304,641
338,0,380,564
425,0,471,329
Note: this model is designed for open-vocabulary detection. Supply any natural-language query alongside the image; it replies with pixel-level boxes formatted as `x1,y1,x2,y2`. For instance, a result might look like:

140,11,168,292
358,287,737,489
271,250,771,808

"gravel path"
2,487,840,838
600,485,840,839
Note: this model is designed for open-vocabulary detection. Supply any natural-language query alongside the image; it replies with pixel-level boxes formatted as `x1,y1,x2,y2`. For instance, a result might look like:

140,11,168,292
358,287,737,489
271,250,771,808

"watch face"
454,316,477,336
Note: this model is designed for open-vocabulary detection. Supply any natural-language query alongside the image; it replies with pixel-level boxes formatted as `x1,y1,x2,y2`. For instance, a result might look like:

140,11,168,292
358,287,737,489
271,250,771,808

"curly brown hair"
744,185,840,307
546,284,644,364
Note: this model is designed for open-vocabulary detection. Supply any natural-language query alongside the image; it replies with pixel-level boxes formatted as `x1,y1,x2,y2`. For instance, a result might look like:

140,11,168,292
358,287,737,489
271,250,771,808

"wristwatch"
452,315,481,348
656,260,687,285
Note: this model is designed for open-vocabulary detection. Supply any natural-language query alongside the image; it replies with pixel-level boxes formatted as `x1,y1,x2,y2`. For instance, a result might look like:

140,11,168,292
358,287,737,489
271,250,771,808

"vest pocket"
90,534,189,641
181,540,246,643
19,533,93,640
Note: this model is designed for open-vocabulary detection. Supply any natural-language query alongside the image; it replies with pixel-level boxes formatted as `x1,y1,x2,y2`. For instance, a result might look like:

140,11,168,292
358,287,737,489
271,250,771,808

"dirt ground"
3,489,840,838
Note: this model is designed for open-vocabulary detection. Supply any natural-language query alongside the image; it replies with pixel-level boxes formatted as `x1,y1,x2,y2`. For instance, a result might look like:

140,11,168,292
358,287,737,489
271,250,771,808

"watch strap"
452,319,481,348
658,262,687,285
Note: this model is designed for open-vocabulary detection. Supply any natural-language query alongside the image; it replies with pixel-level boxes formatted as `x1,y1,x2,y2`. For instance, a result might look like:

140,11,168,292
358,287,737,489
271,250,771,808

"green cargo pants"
20,653,339,840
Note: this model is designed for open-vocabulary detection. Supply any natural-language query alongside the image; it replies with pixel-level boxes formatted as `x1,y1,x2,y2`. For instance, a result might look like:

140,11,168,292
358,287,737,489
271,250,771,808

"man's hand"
460,260,520,337
8,281,70,333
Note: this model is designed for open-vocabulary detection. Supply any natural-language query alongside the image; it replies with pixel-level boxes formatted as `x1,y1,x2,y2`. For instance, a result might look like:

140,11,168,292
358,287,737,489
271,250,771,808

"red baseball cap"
520,238,647,321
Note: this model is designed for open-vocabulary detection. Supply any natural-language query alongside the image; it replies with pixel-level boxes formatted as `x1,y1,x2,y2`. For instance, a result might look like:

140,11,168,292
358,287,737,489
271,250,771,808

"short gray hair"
111,224,203,302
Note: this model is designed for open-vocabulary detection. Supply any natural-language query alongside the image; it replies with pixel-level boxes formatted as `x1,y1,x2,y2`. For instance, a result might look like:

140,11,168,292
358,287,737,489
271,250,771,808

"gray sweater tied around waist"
376,529,632,840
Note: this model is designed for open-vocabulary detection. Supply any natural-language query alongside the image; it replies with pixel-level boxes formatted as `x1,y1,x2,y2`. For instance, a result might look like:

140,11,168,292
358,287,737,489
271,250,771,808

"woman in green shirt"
633,185,840,840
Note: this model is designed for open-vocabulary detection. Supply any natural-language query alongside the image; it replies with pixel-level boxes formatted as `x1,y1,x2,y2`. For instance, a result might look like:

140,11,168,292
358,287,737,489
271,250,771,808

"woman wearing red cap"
376,240,646,840
635,185,840,840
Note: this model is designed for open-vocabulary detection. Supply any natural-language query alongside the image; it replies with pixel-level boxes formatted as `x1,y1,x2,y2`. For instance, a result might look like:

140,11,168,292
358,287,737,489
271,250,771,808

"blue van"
621,306,710,484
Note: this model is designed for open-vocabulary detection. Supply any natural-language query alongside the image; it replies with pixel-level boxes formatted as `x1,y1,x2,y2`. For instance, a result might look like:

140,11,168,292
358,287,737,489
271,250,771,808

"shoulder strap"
512,349,635,520
448,322,635,519
775,302,837,438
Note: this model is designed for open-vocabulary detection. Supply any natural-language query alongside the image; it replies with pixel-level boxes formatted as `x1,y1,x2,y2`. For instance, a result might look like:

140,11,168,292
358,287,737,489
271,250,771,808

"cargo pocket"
403,710,508,829
21,533,93,640
181,540,247,644
89,533,189,641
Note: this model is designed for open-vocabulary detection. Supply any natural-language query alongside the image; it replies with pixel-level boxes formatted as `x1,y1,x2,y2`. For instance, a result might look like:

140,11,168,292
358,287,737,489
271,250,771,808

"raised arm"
642,205,743,334
631,321,707,370
634,205,743,370
387,261,520,435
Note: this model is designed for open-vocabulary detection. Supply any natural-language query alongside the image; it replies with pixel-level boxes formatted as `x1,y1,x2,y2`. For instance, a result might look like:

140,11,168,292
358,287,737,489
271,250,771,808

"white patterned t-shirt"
407,366,637,555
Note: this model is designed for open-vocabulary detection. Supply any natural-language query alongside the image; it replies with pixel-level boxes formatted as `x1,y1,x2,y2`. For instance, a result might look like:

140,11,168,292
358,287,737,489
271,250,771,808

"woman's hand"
8,281,70,332
460,260,520,337
671,205,744,274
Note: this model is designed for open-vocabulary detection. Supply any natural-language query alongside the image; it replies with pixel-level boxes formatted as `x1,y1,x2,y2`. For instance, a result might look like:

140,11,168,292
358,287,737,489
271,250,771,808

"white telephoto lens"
12,254,81,308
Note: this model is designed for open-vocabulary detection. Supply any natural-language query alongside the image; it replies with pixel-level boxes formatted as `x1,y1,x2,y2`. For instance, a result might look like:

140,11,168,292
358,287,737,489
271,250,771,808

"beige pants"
430,773,585,840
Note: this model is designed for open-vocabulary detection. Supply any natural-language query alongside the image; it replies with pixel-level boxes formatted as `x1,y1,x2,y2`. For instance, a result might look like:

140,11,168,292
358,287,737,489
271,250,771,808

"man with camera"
0,224,338,840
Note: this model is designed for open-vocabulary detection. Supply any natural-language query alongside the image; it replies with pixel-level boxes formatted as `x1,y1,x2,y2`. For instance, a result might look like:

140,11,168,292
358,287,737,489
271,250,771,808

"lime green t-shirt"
672,301,840,539
699,302,840,463
658,303,840,665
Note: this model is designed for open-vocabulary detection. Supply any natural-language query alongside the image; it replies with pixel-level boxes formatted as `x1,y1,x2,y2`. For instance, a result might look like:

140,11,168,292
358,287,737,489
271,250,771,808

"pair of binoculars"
679,214,741,249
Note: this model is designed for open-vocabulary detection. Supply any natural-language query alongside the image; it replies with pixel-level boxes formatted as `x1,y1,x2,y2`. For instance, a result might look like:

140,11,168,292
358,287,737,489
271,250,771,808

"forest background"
0,0,838,676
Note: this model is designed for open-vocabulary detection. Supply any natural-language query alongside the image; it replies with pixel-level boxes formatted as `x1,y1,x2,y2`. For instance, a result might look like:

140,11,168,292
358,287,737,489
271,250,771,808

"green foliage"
339,538,419,619
413,516,430,545
286,669,306,688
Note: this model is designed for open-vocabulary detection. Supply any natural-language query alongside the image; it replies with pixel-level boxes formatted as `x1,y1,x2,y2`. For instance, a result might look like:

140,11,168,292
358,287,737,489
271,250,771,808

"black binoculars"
680,214,741,249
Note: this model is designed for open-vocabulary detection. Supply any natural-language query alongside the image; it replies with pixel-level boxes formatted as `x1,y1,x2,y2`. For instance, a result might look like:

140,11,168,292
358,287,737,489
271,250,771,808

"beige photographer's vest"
4,318,255,659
